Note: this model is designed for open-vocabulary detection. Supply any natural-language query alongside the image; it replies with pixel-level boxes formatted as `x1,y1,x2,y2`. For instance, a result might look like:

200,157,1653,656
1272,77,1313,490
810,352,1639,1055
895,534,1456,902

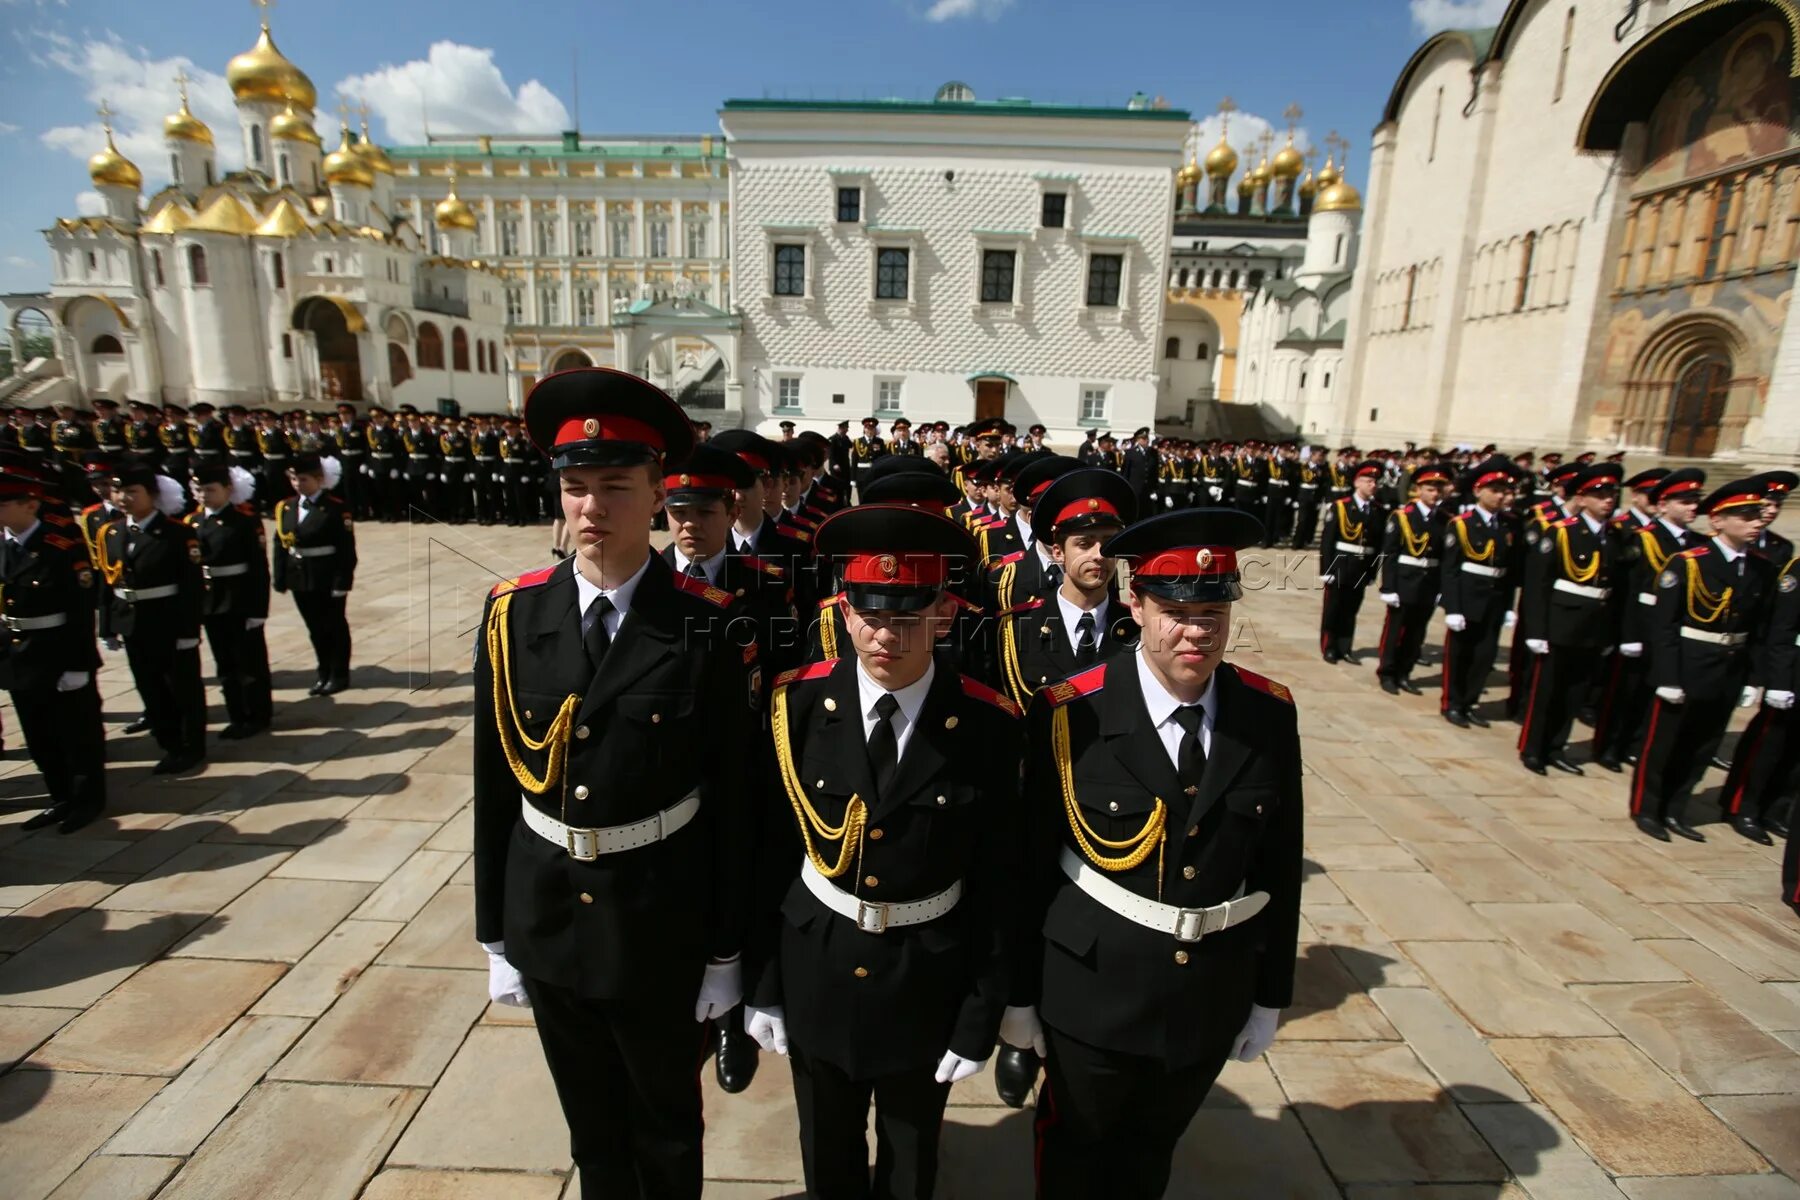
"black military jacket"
97,511,203,642
368,423,405,477
852,436,887,465
1523,515,1621,649
224,422,261,469
1439,507,1518,623
1379,502,1448,607
0,517,99,691
1018,657,1302,1068
473,553,756,999
996,589,1136,709
1648,541,1774,702
986,543,1056,614
661,545,800,681
976,512,1024,566
192,503,270,619
402,427,439,477
1620,520,1691,647
750,656,1022,1075
1759,555,1800,693
1319,496,1386,587
271,493,356,594
189,419,227,464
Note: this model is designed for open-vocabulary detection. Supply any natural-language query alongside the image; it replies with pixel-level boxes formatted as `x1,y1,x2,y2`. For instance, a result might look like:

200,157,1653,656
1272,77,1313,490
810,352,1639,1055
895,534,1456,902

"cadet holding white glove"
481,941,530,1008
1230,1004,1282,1062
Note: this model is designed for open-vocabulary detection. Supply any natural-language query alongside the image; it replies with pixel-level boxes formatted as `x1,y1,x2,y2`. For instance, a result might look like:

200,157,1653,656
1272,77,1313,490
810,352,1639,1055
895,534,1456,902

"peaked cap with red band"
1410,464,1453,488
1571,462,1623,494
663,443,754,501
1623,467,1670,492
524,366,694,470
1464,455,1521,494
1703,476,1777,517
1743,470,1798,503
700,428,778,475
1648,468,1704,505
1103,507,1264,604
859,455,961,507
813,504,978,613
1352,459,1384,480
1011,454,1083,509
1034,467,1137,540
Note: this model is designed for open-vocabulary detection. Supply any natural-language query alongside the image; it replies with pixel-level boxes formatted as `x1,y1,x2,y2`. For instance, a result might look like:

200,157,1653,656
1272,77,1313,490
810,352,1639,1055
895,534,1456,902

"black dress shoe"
56,806,101,835
1399,679,1422,695
1341,653,1362,666
1465,710,1490,728
994,1045,1040,1108
1593,756,1623,774
1664,817,1706,842
1547,756,1585,776
1634,815,1672,842
1729,815,1774,846
1323,652,1341,664
307,679,327,696
1520,756,1548,776
21,805,68,832
1444,708,1471,729
1380,676,1400,695
122,715,152,734
153,750,204,775
320,675,349,696
1765,814,1790,838
713,1006,759,1095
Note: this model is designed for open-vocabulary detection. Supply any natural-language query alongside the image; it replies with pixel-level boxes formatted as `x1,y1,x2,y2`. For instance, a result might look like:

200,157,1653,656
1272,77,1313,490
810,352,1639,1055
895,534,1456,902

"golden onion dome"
1298,170,1318,200
1236,172,1255,196
1249,156,1271,185
1315,179,1363,213
1204,137,1238,178
1315,155,1341,189
227,22,317,110
88,130,142,190
323,125,374,188
353,128,395,176
434,183,478,232
1272,138,1305,179
270,102,322,146
163,97,213,145
1176,156,1202,187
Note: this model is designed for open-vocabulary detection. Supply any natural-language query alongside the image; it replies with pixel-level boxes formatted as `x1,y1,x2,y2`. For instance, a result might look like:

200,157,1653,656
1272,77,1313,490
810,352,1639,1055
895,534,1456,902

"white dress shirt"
5,519,41,548
856,657,935,761
1582,512,1605,536
1659,517,1689,542
573,551,652,641
1016,511,1034,547
1034,541,1057,573
734,522,761,555
672,546,724,586
1135,648,1217,769
1056,591,1110,658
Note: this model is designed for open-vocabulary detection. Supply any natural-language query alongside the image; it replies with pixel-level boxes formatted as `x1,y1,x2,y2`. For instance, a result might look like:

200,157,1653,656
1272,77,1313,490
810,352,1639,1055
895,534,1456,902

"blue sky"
0,0,1511,294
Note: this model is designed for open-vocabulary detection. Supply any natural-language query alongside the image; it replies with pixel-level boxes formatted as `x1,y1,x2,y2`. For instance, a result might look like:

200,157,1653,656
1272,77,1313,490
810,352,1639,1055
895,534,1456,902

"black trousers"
1377,599,1435,681
1442,609,1505,715
1630,691,1736,823
1319,578,1368,659
1034,1025,1228,1200
1723,707,1797,822
521,974,706,1200
9,679,106,814
407,470,438,520
1516,644,1603,762
336,459,370,519
291,591,351,681
1593,651,1652,764
368,464,403,521
1261,496,1290,546
1290,498,1321,549
788,1045,952,1200
442,470,472,523
124,636,205,755
1783,824,1798,913
202,614,272,727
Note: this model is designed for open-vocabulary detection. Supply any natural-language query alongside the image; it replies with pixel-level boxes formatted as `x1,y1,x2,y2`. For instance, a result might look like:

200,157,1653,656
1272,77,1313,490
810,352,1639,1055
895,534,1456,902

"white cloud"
6,255,37,270
1185,109,1317,178
334,42,569,143
1410,0,1509,37
0,121,19,135
923,0,1015,21
73,190,104,215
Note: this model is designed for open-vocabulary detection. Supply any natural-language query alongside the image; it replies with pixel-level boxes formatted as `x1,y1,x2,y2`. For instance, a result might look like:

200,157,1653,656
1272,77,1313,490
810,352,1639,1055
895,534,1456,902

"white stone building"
32,18,506,414
720,89,1188,440
1339,0,1800,459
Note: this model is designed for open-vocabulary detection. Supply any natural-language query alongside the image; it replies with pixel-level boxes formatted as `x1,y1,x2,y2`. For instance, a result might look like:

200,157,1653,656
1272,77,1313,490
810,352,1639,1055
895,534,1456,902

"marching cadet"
470,413,505,524
1376,462,1451,695
188,402,227,468
191,464,273,740
160,403,192,480
402,409,440,520
994,468,1139,710
1516,462,1624,776
272,454,357,695
439,415,474,524
1630,478,1775,842
499,416,536,527
1439,456,1522,728
1318,460,1385,664
1747,471,1798,564
986,455,1083,613
125,399,161,466
1261,441,1297,546
92,397,126,455
1005,507,1301,1200
1231,441,1266,519
51,399,95,465
1594,469,1704,771
1721,548,1796,844
745,504,1021,1200
0,455,107,833
98,464,207,775
472,368,755,1200
331,403,369,519
254,410,293,514
1506,460,1584,717
1616,468,1668,533
1291,445,1328,548
712,431,816,606
852,416,887,500
366,406,405,522
223,404,261,482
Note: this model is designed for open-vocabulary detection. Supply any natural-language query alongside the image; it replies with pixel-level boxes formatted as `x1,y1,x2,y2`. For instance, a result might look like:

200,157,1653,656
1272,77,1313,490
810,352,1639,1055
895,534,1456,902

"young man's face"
667,494,735,562
0,495,39,534
289,469,325,499
198,481,231,510
1476,483,1507,512
1052,528,1119,593
1354,476,1377,500
1128,592,1230,693
780,472,804,508
844,592,955,683
1578,488,1617,520
1661,495,1698,526
118,482,156,519
1715,509,1764,545
560,464,664,553
1416,481,1443,507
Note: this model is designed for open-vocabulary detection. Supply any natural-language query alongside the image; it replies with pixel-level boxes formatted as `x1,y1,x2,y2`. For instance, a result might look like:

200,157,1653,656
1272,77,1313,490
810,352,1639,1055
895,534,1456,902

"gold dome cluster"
323,124,375,188
163,95,213,146
434,180,478,231
271,100,322,146
227,21,317,109
353,123,395,176
88,108,141,190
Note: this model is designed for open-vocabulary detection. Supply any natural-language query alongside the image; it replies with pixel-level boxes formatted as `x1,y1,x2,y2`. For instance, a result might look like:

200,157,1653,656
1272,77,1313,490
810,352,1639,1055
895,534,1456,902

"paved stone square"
2,519,1797,1199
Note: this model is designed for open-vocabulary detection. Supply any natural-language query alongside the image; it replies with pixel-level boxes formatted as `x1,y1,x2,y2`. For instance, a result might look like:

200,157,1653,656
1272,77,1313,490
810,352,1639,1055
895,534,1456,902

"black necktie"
1044,562,1063,589
0,538,15,576
868,693,900,799
1173,704,1206,793
1075,612,1098,667
583,595,613,674
684,561,707,580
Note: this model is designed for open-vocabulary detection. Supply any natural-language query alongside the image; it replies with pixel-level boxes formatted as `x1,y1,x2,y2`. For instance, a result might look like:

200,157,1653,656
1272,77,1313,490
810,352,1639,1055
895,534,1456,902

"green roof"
722,98,1190,122
385,139,725,161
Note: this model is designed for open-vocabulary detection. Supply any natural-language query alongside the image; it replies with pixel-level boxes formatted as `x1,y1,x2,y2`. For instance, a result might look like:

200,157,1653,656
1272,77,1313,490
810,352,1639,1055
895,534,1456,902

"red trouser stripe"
1516,657,1545,752
1378,610,1394,660
1631,699,1663,816
1320,584,1332,656
1440,629,1455,712
1033,1075,1059,1199
1725,710,1771,815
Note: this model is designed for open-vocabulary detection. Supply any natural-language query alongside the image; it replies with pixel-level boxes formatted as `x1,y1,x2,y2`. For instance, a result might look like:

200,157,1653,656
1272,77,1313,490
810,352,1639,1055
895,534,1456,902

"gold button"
575,725,590,740
864,875,879,887
945,716,959,730
1108,802,1119,812
579,892,593,904
650,713,661,724
1184,785,1198,796
1256,804,1264,815
936,795,948,806
1183,866,1196,880
523,709,534,720
1174,950,1190,965
574,784,589,800
854,967,869,978
824,697,838,712
1188,826,1199,838
868,828,884,841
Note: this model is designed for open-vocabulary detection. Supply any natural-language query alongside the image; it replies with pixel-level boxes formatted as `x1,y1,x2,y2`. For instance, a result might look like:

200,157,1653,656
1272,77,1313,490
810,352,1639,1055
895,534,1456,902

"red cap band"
1053,496,1122,527
1415,470,1451,485
553,413,664,451
1577,476,1619,494
1132,546,1240,579
1474,471,1512,490
663,471,737,492
1709,492,1764,514
1660,480,1701,497
1028,478,1057,501
841,552,949,588
1355,464,1381,479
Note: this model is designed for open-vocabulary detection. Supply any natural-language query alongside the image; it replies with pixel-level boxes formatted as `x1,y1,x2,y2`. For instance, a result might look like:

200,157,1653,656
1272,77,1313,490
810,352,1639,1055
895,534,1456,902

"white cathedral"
34,17,507,414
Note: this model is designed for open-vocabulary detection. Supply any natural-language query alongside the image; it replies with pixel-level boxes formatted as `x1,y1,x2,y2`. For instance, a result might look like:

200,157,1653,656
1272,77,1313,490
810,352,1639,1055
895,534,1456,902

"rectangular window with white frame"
837,186,862,224
505,287,524,324
649,220,670,258
773,243,807,296
501,220,520,257
537,287,560,325
577,288,596,326
875,378,903,413
775,375,803,412
686,221,707,259
980,248,1016,303
875,247,910,301
610,220,632,258
574,220,595,257
1086,253,1124,307
1079,385,1110,424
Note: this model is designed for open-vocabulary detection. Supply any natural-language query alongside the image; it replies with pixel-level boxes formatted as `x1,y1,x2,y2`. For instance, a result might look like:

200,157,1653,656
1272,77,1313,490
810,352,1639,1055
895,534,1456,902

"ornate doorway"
1665,354,1730,458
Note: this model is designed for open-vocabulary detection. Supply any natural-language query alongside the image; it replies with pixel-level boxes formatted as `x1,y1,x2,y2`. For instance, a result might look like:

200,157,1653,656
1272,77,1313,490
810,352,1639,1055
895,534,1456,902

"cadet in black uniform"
92,397,126,455
1376,463,1450,694
223,405,261,483
188,402,227,469
1008,508,1301,1200
98,465,206,774
747,504,1021,1200
1631,479,1775,842
272,455,357,695
401,410,440,520
1439,457,1522,728
365,407,405,522
51,400,95,466
1318,460,1385,664
331,404,369,519
159,403,192,480
191,464,273,739
439,415,474,524
984,455,1083,613
1,458,106,832
1747,471,1798,564
125,399,162,468
473,368,755,1200
1722,549,1797,843
852,416,887,501
470,414,504,524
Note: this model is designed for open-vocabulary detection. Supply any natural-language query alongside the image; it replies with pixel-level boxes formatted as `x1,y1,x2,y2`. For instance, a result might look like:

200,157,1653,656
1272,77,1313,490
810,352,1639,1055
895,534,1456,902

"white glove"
1526,638,1549,655
1444,613,1467,632
1503,610,1517,629
55,671,91,692
480,941,530,1008
745,1005,788,1055
175,637,200,651
1381,593,1400,608
1655,686,1687,704
103,636,122,652
1766,690,1795,710
1620,643,1643,658
694,956,743,1022
330,589,349,598
934,1050,987,1085
1231,1004,1281,1062
998,1005,1047,1055
246,617,266,630
1740,686,1762,709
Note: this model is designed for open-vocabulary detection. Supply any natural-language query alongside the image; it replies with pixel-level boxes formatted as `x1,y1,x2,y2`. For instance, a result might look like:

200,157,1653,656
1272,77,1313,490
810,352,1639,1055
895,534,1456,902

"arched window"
278,154,291,186
1164,336,1180,359
452,327,470,372
1249,269,1265,290
91,334,123,355
1515,232,1537,312
1228,269,1239,288
250,125,264,166
417,322,444,369
476,341,486,373
1196,343,1210,361
389,343,413,385
188,245,208,285
1177,268,1189,287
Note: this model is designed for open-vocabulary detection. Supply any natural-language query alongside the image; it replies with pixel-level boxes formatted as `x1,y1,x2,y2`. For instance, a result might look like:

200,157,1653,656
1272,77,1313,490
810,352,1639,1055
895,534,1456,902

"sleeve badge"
1781,573,1797,594
1659,569,1679,589
76,568,94,589
1538,537,1553,554
188,542,203,562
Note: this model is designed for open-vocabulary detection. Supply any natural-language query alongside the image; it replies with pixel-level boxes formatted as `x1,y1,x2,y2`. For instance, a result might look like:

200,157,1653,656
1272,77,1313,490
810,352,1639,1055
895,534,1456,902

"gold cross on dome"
175,68,192,105
357,99,372,132
96,99,114,133
254,0,275,23
1283,102,1303,129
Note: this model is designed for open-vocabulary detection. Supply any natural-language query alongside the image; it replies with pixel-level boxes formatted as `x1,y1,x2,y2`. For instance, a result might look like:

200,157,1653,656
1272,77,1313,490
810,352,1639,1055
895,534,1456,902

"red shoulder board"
960,675,1021,718
741,554,785,578
946,592,984,615
81,502,106,517
818,592,844,612
489,564,558,599
993,550,1025,566
785,526,813,544
1234,665,1295,705
1553,517,1578,528
671,571,735,608
1042,663,1108,707
1449,511,1469,523
42,533,79,551
775,659,837,688
1676,546,1709,559
1002,597,1046,618
42,510,75,527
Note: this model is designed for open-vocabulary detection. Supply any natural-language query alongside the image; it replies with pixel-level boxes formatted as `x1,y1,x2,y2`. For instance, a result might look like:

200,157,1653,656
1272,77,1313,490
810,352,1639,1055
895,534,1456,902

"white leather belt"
1460,562,1504,577
408,453,433,459
1553,579,1609,600
116,584,178,602
1681,627,1747,647
801,858,962,934
1060,847,1269,943
475,455,498,461
230,449,257,457
520,789,700,861
1299,483,1318,490
338,449,365,455
372,452,397,459
444,456,469,462
1637,591,1657,606
1334,544,1372,556
203,562,249,578
1397,555,1439,568
3,613,67,630
290,546,336,558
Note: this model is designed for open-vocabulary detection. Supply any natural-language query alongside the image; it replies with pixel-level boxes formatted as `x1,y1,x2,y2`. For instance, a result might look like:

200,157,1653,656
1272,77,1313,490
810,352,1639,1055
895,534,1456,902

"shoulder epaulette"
1675,546,1709,559
959,675,1021,718
489,564,558,599
818,592,844,611
42,532,79,551
992,550,1025,566
775,659,837,688
81,502,106,517
1042,662,1108,707
42,510,75,527
1553,517,1578,528
1449,510,1470,522
741,553,785,579
1234,665,1296,705
671,570,735,608
1001,597,1046,618
946,592,984,615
